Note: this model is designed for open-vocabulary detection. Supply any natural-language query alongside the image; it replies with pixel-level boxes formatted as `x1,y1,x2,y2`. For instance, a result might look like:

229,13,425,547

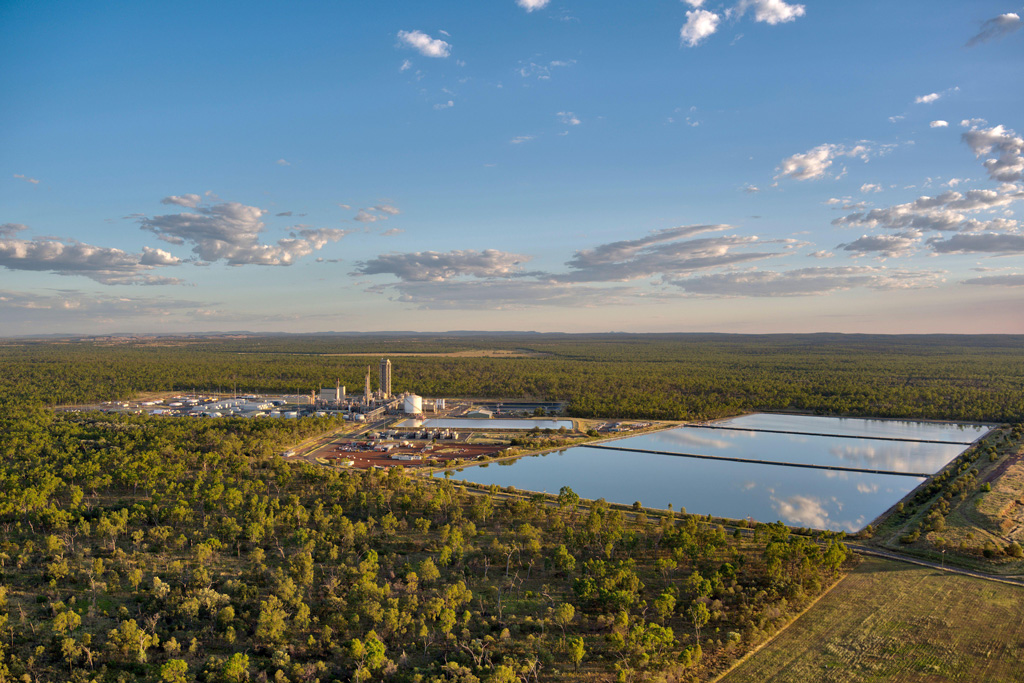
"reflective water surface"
441,414,987,532
397,418,574,430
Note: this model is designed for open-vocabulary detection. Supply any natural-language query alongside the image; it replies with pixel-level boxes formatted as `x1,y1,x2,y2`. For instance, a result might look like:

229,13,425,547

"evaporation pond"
444,445,922,533
441,414,988,532
604,426,971,474
397,418,574,430
715,413,988,443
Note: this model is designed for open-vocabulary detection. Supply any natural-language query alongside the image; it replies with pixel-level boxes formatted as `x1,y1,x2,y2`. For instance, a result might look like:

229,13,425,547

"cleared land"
723,555,1024,683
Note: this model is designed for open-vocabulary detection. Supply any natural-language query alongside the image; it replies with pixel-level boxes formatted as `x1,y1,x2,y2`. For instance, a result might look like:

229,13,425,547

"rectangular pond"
396,418,574,430
440,413,989,533
714,413,988,443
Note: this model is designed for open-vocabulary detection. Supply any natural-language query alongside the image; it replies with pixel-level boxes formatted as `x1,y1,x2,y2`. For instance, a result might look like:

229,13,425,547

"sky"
2,0,1023,335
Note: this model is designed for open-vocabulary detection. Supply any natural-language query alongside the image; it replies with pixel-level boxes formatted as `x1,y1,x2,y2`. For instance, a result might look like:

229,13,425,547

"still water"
716,413,988,443
441,414,986,532
397,418,574,430
609,427,968,474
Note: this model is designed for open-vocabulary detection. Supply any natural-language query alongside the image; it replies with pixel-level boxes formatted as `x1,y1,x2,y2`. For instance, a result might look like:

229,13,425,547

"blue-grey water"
440,414,986,532
716,413,988,443
397,418,574,430
610,427,968,474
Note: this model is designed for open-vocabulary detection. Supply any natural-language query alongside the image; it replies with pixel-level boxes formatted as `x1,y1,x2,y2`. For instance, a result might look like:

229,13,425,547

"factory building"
379,358,392,398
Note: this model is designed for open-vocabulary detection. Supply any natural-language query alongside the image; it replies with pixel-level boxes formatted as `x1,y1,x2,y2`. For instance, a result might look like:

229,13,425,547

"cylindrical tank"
404,394,423,414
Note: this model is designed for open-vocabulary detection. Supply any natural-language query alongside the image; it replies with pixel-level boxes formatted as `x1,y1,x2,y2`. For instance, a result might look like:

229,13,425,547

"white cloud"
559,224,784,282
860,183,883,193
670,266,941,297
397,30,451,58
160,194,201,208
516,0,550,11
680,10,720,47
837,232,922,258
0,232,184,285
682,0,705,6
915,92,941,104
557,111,581,126
743,184,761,193
929,120,949,129
354,249,531,282
833,187,1024,233
962,124,1024,182
140,201,348,265
518,59,575,80
966,12,1022,46
434,100,455,110
776,142,883,181
275,158,291,166
510,135,535,144
13,173,40,185
353,205,401,223
733,0,806,25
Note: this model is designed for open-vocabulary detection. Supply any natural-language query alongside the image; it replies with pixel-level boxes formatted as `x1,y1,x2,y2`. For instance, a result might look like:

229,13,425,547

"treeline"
0,407,849,682
2,333,1023,422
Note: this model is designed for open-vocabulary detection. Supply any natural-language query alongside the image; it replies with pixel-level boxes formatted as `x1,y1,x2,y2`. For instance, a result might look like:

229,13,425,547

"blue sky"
3,0,1023,334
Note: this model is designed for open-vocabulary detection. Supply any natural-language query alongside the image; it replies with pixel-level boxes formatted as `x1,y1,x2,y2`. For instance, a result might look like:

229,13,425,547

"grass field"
722,556,1024,683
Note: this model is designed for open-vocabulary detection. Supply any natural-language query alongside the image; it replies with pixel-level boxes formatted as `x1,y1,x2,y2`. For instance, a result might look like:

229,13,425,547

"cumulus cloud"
930,120,949,128
434,100,454,110
669,266,941,297
354,249,530,282
397,30,451,58
13,174,40,185
353,205,401,223
860,183,883,193
140,201,347,265
680,9,720,47
0,231,184,285
275,158,291,166
776,142,884,181
966,12,1022,46
915,92,941,104
837,232,921,258
516,0,550,11
160,194,202,208
962,124,1024,182
558,224,786,282
833,186,1024,233
510,135,535,145
732,0,806,25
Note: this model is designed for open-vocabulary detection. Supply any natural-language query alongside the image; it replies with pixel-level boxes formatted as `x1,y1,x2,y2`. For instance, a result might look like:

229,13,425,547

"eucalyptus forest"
0,333,1021,683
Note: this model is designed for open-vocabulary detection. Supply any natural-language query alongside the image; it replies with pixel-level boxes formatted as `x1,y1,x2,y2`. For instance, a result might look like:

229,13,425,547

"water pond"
397,418,574,430
441,414,988,532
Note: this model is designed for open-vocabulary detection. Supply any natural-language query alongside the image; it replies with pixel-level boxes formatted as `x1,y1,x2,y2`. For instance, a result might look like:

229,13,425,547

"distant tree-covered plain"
1,333,1022,422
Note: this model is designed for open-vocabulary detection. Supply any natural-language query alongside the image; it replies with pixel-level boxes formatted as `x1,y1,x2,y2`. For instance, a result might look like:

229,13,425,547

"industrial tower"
363,366,371,403
379,358,392,398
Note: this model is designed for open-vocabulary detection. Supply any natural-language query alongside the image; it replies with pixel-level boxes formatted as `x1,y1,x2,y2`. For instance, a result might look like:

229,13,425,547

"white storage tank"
404,394,423,414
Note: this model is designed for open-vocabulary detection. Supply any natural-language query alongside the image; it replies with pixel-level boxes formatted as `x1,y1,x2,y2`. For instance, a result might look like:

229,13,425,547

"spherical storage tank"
404,394,423,414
